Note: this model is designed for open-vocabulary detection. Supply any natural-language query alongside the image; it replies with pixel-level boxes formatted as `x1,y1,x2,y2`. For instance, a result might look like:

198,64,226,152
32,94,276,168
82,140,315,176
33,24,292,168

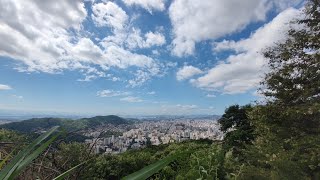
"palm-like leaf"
0,126,60,180
122,153,178,180
53,160,88,180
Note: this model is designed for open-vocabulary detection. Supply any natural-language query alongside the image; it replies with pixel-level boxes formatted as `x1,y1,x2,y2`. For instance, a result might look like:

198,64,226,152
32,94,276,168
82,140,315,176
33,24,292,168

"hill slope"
0,115,130,133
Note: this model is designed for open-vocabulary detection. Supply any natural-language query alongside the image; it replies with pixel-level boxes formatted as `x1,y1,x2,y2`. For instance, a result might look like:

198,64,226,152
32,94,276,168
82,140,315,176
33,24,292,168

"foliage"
219,105,255,151
122,153,178,180
262,0,320,107
0,126,60,180
0,129,25,142
228,1,320,179
79,140,222,180
82,115,131,127
0,115,130,133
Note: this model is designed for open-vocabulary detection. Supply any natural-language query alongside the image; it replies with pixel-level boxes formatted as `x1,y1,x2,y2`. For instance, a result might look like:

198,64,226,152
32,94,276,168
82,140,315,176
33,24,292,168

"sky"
0,0,305,116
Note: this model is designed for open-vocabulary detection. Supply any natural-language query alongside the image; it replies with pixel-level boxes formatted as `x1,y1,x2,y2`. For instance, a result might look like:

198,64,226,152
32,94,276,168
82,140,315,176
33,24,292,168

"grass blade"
0,126,59,180
53,160,88,180
0,148,16,170
10,133,60,179
122,154,178,180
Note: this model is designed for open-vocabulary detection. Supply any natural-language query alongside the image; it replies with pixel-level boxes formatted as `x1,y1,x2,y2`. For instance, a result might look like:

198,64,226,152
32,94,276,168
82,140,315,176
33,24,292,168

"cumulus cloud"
91,1,128,30
192,8,302,94
144,31,166,47
0,0,87,73
0,1,168,86
120,96,143,102
0,84,12,90
97,90,130,97
176,65,203,81
169,0,304,57
125,28,166,49
122,0,165,13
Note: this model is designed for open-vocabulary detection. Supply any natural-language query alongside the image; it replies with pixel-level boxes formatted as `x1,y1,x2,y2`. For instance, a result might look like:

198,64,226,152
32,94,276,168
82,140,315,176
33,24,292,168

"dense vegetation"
0,1,319,179
0,115,130,133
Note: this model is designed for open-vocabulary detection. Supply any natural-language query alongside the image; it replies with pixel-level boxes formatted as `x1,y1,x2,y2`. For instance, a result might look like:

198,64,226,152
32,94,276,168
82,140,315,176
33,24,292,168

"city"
84,119,224,154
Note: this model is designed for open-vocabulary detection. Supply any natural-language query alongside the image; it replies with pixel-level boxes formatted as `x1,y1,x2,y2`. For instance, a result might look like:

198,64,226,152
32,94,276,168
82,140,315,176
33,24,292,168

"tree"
240,1,320,178
262,0,320,107
218,105,255,150
260,0,320,135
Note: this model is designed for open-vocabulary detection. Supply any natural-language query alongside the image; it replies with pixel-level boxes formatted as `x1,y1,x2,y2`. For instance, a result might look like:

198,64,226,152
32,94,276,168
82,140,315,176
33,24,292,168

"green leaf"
122,154,178,180
0,148,16,170
53,160,88,180
0,126,59,180
10,132,60,179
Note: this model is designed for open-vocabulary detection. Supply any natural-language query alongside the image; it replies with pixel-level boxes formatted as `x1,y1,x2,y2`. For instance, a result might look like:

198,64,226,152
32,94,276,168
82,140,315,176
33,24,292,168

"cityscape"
84,118,223,154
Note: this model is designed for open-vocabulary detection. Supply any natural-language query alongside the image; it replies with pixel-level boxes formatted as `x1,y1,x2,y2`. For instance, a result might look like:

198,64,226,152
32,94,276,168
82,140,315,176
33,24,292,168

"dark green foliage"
219,105,252,132
122,153,178,180
0,126,60,179
219,105,255,150
81,140,222,180
262,0,320,107
82,115,131,127
0,118,66,133
0,115,130,133
0,129,26,142
231,1,320,178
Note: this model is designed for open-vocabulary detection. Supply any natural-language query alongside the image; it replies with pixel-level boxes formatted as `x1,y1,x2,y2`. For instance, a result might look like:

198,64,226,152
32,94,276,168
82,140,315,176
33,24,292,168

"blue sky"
0,0,304,116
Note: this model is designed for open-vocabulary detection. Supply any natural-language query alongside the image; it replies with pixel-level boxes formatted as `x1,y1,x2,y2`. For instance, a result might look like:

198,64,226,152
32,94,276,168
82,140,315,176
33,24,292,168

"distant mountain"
129,115,221,121
0,115,130,133
81,115,129,127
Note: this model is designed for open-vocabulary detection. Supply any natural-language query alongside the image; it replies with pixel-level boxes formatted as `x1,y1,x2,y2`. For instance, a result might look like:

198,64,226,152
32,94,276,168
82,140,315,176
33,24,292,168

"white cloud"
152,50,160,56
206,94,216,98
0,0,87,73
168,0,304,57
159,104,217,115
144,31,166,47
111,77,121,82
192,8,302,94
97,90,130,97
0,84,12,90
12,94,23,99
122,0,165,13
176,65,203,81
147,91,156,95
0,1,166,87
91,1,128,30
128,70,153,87
120,96,143,102
176,104,198,109
124,29,166,49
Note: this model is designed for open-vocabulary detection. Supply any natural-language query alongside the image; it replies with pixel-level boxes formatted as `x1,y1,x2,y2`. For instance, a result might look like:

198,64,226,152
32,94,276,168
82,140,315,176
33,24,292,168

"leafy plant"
53,160,89,180
122,153,178,180
0,126,60,180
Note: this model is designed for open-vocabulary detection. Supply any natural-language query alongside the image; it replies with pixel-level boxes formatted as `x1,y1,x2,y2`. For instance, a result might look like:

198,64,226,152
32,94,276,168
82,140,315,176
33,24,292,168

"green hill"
0,115,131,133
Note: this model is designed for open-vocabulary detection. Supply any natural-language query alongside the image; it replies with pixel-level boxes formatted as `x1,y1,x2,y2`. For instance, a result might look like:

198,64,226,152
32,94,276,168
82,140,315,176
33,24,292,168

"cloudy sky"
0,0,304,116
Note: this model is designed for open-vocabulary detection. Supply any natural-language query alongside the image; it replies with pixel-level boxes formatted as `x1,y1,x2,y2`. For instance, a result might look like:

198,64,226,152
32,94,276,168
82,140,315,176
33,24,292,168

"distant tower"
111,135,115,142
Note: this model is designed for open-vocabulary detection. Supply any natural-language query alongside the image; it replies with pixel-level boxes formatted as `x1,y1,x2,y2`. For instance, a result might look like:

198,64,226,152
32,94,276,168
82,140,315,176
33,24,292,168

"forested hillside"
0,115,131,133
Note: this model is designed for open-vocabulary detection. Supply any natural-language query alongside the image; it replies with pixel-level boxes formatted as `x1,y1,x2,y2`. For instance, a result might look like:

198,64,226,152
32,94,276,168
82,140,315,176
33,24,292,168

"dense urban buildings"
84,119,223,154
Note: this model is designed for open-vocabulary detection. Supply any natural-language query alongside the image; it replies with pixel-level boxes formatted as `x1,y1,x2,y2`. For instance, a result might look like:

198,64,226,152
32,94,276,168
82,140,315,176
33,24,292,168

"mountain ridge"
0,115,131,133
